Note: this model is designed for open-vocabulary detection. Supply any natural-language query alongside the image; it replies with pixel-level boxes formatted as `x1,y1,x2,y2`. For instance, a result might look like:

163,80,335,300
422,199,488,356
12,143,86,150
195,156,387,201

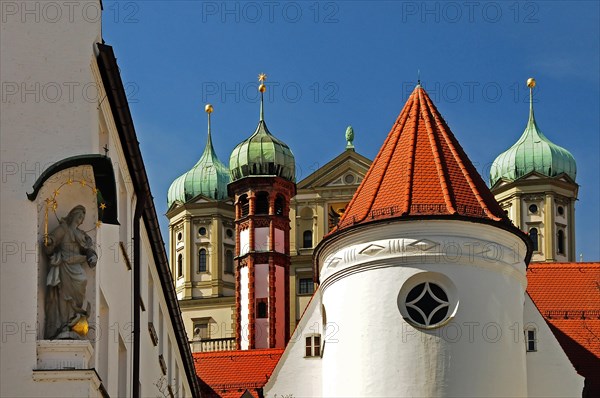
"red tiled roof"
527,262,600,394
335,85,512,231
194,348,283,398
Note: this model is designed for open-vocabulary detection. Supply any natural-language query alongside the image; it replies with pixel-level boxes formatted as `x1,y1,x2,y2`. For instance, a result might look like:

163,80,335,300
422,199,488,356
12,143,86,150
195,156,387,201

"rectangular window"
526,329,537,352
305,334,321,357
256,298,268,319
193,322,209,340
298,278,314,295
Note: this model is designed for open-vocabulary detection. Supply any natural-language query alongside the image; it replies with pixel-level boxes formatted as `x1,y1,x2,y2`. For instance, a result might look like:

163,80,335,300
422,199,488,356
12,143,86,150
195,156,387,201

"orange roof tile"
335,85,518,232
194,348,283,398
527,262,600,394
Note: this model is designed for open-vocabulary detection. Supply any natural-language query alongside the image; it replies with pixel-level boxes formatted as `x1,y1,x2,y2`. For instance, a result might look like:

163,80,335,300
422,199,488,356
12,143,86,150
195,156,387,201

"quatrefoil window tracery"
405,282,450,327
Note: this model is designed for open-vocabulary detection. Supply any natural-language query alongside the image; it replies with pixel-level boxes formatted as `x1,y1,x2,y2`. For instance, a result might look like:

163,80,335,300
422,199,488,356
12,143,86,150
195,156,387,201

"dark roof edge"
95,42,200,397
313,214,533,282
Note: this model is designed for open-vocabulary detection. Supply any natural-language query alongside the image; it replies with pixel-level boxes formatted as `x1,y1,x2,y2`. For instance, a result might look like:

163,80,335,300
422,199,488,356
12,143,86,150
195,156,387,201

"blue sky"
102,0,599,261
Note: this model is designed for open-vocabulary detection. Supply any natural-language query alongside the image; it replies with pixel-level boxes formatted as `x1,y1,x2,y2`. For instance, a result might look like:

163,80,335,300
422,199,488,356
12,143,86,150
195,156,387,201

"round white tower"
314,85,532,397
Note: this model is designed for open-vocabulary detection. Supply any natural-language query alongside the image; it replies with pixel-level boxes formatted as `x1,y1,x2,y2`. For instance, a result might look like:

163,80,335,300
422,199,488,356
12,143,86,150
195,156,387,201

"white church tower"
266,84,533,397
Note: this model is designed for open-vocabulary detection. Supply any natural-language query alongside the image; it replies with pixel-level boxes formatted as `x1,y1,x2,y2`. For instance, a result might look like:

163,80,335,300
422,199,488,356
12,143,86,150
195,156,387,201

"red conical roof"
336,85,512,231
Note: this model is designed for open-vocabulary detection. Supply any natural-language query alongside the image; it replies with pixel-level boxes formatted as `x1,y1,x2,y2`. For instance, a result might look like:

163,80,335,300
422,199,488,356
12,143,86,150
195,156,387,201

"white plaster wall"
0,2,102,395
0,4,194,394
524,295,584,397
318,220,528,397
240,229,250,256
255,227,269,252
240,267,250,350
264,292,323,397
255,263,269,348
275,265,285,347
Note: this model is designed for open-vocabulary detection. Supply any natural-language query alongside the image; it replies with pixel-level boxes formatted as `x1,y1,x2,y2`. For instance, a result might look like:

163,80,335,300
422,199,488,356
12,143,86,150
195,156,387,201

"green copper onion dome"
490,79,576,187
229,74,295,182
167,105,231,207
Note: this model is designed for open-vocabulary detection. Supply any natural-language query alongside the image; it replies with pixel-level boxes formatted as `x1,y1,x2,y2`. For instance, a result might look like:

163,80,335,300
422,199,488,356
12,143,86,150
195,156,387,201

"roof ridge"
194,348,284,358
419,88,456,214
401,94,420,215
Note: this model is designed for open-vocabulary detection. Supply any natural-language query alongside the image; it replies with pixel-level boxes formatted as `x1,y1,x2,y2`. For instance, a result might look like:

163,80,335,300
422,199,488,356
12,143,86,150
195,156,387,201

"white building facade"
1,2,199,397
264,85,585,397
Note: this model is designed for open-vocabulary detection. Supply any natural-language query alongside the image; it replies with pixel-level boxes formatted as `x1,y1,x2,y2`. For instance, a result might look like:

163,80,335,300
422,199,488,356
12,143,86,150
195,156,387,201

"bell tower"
228,74,296,349
490,78,578,262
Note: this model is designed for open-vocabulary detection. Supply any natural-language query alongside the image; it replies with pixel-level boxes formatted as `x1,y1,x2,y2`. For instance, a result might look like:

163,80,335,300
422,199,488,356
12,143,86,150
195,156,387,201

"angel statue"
43,205,97,339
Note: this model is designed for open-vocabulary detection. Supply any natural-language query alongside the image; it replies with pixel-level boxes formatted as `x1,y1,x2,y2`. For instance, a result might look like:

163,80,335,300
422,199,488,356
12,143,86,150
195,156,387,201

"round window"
528,204,538,214
344,174,355,184
405,282,450,327
199,227,207,236
557,206,564,216
177,232,182,241
226,229,233,238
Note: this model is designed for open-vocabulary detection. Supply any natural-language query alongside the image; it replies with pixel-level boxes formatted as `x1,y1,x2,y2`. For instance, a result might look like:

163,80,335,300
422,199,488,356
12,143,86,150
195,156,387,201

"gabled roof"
194,349,284,398
527,262,600,395
333,85,517,232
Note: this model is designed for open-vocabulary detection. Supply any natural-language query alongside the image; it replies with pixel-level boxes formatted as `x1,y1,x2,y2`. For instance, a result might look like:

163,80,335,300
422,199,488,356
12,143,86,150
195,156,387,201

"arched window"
177,254,183,278
275,195,285,216
198,249,207,273
529,228,539,252
256,192,269,215
225,250,234,274
239,195,249,217
303,230,313,248
557,230,565,255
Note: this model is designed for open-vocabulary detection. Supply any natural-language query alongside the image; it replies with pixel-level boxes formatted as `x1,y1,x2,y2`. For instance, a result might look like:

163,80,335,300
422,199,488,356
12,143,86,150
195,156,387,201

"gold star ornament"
99,203,107,210
258,73,267,93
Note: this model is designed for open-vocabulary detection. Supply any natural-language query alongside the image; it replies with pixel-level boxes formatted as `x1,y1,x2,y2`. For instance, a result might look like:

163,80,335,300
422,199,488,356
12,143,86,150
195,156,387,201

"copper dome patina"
490,80,576,187
167,106,230,207
229,79,295,182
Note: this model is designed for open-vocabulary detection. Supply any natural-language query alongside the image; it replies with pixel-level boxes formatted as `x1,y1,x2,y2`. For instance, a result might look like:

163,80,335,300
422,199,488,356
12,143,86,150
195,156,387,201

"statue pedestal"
36,340,94,370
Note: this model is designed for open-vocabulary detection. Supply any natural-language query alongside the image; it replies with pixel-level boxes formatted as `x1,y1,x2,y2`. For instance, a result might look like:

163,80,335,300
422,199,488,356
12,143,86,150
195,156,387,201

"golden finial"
527,78,536,121
205,103,213,114
258,73,267,93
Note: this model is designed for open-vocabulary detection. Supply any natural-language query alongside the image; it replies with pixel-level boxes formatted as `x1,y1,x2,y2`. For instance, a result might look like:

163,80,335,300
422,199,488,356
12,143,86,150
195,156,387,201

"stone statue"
43,205,97,339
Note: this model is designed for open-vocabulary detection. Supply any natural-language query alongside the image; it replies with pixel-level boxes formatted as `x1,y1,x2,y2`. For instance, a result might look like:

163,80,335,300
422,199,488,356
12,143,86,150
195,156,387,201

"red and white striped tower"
228,74,296,350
